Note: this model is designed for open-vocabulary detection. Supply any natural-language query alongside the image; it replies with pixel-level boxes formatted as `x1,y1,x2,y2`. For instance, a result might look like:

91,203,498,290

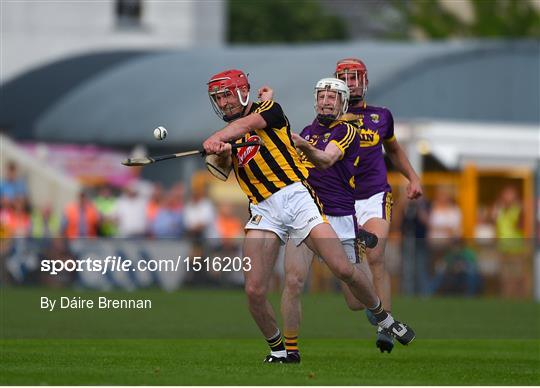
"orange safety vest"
146,201,160,222
216,216,242,239
63,202,99,238
1,209,31,237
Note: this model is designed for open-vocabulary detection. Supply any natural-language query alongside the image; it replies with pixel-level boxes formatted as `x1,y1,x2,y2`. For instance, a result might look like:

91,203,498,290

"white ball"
153,126,167,140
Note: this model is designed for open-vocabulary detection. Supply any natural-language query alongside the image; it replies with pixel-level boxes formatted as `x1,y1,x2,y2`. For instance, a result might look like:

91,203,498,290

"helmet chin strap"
222,103,250,122
316,114,336,126
349,95,363,103
223,90,250,122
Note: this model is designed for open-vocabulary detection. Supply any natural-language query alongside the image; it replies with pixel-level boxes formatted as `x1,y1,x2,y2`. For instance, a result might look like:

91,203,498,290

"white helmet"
314,78,350,121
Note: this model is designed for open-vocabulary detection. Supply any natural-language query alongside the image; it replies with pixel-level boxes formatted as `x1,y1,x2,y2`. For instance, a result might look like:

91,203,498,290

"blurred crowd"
1,160,536,297
397,184,529,298
311,183,532,299
0,161,243,243
1,161,246,288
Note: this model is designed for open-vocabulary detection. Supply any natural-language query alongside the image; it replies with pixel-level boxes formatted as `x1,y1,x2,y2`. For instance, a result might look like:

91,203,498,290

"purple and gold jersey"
299,119,360,216
345,104,395,200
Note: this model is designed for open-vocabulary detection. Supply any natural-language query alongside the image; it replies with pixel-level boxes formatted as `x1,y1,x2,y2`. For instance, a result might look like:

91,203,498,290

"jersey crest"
237,135,261,167
358,128,380,147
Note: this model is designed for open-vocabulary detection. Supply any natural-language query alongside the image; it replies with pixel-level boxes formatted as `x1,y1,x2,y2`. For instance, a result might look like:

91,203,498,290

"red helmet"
335,58,368,101
207,69,250,121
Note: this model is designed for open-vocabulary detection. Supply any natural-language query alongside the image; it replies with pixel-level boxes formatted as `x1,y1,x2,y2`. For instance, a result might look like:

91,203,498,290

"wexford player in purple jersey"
335,58,423,353
276,78,415,363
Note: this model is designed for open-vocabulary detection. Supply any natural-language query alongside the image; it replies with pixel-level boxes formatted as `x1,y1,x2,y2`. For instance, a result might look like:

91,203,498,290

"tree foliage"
394,0,540,39
227,0,348,43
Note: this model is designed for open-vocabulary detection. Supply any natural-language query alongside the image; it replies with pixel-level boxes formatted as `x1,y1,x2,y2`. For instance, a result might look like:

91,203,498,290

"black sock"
368,300,389,323
266,330,285,352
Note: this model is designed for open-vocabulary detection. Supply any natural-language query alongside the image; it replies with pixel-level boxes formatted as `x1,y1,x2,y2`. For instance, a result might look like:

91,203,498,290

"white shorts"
327,214,359,264
245,182,326,244
355,191,393,226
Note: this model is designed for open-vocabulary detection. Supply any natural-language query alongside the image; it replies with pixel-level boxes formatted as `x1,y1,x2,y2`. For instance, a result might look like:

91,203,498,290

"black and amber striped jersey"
232,100,308,204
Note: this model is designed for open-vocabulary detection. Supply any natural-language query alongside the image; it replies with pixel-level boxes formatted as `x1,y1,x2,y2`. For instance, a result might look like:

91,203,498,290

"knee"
245,283,267,304
284,274,306,297
334,263,355,283
367,248,385,267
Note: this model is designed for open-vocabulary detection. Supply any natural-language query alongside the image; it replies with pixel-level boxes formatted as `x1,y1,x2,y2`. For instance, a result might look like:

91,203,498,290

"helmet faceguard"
314,78,350,125
207,69,251,122
335,58,368,103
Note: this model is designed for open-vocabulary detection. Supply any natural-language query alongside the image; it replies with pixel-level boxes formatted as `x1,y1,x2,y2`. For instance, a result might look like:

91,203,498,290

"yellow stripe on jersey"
257,130,300,186
249,154,288,191
254,100,274,114
232,112,308,204
242,163,274,199
336,123,356,150
349,175,355,189
235,171,256,200
329,123,356,160
330,139,346,158
383,134,396,143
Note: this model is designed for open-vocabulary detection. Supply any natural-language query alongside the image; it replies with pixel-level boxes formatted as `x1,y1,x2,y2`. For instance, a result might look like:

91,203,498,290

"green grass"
1,288,539,385
2,339,538,385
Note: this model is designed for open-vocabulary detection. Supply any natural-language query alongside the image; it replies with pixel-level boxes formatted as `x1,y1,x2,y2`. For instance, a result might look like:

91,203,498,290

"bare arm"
203,111,267,154
383,139,423,199
291,133,342,170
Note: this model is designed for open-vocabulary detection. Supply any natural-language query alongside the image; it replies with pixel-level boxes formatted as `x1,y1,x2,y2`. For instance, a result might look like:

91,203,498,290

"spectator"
213,201,243,250
0,196,11,238
429,239,482,296
493,185,523,253
169,182,185,211
0,161,28,201
31,204,61,238
62,191,100,239
537,195,540,242
94,185,118,237
3,196,31,238
113,184,148,238
184,177,216,243
428,186,462,250
493,185,529,298
146,183,164,225
475,206,496,242
426,186,463,295
183,176,217,287
151,189,185,239
401,197,431,295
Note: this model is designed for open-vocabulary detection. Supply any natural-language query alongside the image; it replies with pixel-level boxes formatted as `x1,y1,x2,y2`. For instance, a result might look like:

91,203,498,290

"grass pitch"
1,288,539,385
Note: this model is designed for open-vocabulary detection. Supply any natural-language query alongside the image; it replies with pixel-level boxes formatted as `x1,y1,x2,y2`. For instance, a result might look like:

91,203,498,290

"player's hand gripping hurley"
121,140,262,167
